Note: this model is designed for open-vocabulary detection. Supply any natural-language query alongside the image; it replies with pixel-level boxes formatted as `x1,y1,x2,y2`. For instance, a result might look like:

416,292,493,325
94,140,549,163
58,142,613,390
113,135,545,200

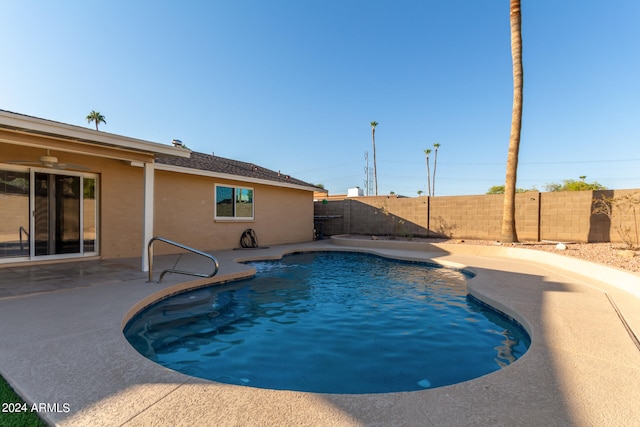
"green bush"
544,179,606,192
486,185,536,194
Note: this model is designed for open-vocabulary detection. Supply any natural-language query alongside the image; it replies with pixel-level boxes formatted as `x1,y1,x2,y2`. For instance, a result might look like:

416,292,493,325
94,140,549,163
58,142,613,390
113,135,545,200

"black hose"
240,229,259,248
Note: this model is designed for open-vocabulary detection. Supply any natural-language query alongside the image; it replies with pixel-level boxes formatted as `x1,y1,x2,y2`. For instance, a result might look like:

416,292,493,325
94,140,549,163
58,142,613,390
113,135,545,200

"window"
215,185,254,220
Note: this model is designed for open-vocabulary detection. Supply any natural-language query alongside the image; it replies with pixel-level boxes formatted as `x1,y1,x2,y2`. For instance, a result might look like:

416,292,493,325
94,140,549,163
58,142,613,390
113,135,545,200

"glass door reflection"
34,173,81,256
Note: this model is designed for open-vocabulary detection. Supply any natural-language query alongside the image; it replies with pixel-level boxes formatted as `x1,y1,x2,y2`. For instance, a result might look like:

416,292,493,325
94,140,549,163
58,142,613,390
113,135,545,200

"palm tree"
370,121,379,195
423,148,432,197
86,111,106,131
500,0,524,243
432,143,441,196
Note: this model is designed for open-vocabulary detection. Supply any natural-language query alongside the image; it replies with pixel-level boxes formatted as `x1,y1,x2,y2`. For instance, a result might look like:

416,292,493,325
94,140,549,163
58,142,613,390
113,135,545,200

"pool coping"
1,237,639,426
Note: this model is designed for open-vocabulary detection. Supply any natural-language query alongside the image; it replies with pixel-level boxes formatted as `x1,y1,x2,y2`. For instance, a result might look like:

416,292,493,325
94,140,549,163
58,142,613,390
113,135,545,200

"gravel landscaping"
484,240,639,273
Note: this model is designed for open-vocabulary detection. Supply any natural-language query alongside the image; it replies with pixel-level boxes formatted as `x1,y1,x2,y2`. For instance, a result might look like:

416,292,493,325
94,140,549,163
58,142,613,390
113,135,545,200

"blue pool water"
124,251,530,394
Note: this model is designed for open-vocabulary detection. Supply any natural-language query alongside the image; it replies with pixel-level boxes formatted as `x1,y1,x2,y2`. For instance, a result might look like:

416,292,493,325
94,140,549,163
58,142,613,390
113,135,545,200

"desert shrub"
592,192,640,249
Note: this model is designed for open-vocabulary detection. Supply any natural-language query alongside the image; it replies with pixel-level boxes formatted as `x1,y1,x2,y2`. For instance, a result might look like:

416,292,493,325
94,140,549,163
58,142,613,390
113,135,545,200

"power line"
380,158,640,166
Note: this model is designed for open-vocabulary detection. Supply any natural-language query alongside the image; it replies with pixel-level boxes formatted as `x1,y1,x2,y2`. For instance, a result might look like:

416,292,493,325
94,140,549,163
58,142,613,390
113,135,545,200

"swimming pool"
124,251,530,393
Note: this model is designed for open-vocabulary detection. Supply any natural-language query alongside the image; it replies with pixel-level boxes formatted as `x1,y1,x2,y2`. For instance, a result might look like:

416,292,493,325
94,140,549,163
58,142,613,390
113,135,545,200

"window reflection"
0,169,30,257
83,177,96,253
215,185,254,219
235,188,253,218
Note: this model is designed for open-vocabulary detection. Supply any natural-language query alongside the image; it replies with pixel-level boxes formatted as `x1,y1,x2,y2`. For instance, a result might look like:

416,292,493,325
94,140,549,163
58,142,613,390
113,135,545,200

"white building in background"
347,187,364,197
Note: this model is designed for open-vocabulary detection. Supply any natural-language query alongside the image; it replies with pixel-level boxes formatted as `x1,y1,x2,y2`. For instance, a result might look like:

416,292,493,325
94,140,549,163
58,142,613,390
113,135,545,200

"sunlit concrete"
0,237,639,426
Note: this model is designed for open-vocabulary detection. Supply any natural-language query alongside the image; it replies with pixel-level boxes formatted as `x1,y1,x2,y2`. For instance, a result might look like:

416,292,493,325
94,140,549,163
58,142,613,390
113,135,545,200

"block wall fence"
314,189,640,244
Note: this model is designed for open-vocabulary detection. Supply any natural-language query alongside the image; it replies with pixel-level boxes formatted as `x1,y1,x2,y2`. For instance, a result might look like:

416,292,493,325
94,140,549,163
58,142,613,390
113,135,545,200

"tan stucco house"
0,110,322,270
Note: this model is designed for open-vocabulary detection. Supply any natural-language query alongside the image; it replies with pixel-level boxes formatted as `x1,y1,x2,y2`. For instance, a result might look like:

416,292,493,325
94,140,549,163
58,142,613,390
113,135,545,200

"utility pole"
364,152,370,195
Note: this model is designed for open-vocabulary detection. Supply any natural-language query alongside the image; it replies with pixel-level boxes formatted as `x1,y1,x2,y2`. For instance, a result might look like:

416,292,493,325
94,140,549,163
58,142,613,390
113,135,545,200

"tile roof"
155,151,322,190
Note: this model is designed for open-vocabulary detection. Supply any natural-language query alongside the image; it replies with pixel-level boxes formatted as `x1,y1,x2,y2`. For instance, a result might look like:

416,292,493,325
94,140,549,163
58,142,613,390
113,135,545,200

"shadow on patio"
0,242,639,426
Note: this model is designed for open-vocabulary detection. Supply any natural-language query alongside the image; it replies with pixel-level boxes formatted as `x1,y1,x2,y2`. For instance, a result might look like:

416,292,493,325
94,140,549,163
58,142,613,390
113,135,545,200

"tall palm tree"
370,121,379,195
500,0,524,243
432,143,441,196
423,148,432,197
86,111,106,131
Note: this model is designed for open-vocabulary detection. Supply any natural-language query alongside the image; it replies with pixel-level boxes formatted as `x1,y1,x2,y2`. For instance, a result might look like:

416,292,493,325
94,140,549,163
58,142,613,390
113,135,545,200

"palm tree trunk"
432,148,438,197
371,124,378,196
501,0,524,243
431,143,440,197
425,153,431,197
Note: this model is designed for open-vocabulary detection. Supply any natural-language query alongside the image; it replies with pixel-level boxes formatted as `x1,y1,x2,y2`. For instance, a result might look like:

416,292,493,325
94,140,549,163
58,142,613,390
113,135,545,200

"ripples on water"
124,252,530,393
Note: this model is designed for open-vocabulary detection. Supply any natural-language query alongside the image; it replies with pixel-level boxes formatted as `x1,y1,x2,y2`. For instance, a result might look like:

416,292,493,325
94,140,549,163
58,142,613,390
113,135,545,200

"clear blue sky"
2,1,639,196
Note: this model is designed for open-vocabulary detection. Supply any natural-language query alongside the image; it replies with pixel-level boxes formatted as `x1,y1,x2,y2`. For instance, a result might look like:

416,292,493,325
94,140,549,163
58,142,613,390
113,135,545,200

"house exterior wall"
153,170,314,253
0,139,151,260
99,160,146,258
2,136,315,263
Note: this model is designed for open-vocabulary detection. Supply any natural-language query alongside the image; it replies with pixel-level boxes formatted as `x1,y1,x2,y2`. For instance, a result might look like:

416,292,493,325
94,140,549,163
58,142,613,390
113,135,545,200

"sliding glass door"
83,177,97,253
0,169,30,258
34,173,82,255
0,167,98,261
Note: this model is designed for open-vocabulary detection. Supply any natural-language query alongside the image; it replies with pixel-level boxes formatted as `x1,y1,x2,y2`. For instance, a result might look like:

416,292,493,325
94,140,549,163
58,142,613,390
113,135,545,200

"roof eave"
0,110,191,158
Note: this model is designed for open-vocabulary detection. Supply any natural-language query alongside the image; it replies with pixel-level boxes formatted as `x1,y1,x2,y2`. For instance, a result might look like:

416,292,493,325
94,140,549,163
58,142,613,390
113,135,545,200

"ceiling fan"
7,150,91,171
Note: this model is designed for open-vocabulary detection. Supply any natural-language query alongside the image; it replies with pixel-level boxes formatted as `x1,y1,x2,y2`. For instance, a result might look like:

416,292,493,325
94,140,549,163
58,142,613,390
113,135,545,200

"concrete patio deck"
0,237,639,426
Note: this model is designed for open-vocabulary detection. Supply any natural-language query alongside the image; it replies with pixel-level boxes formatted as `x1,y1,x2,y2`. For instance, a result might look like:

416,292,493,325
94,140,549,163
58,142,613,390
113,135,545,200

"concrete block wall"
589,189,640,245
430,194,503,239
518,193,541,241
315,196,429,237
315,189,640,244
539,191,592,242
429,193,538,240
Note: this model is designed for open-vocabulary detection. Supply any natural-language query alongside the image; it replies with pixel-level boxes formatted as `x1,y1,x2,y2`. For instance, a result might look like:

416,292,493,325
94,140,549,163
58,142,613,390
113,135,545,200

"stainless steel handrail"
19,226,29,252
148,236,219,283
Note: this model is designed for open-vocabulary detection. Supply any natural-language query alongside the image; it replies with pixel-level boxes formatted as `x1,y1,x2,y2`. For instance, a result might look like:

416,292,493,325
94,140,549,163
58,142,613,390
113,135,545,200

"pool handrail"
19,225,29,252
147,236,219,283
